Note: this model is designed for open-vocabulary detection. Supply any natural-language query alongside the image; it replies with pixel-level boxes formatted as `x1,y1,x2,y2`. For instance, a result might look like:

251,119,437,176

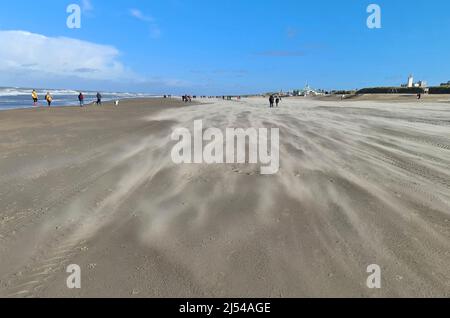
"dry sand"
0,97,449,298
310,93,450,103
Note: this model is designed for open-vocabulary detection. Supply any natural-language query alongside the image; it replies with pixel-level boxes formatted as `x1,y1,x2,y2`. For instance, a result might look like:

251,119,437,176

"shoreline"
0,96,173,112
3,93,450,112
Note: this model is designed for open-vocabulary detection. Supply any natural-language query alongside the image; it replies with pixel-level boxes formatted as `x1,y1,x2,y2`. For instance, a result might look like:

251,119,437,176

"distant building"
403,75,427,88
440,81,450,87
407,75,414,88
297,83,324,96
414,81,427,88
418,81,427,88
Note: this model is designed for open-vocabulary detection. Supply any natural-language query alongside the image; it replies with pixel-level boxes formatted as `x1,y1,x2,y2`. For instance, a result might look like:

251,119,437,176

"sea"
0,87,160,110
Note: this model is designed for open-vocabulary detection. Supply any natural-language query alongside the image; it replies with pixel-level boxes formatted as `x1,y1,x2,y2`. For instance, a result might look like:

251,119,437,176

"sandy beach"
0,97,449,298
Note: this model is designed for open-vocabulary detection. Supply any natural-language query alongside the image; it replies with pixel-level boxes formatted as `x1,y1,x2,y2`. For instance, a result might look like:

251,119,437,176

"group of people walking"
269,95,282,108
32,90,50,106
182,95,192,102
31,90,102,107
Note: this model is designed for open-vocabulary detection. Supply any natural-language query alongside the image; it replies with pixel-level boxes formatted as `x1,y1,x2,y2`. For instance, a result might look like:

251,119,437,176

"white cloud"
0,30,192,93
130,9,153,22
0,30,133,81
129,9,161,39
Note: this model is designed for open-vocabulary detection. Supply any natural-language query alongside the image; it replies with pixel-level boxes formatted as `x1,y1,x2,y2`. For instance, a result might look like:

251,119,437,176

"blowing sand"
0,97,449,298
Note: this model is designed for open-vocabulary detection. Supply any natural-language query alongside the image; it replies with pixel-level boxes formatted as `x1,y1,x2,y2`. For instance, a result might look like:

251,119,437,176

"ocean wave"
0,87,161,110
0,87,156,98
0,87,80,97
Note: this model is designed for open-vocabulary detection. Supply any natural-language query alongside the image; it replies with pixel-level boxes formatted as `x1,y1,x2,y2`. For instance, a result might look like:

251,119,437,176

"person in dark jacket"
269,95,275,108
78,92,84,107
96,92,102,105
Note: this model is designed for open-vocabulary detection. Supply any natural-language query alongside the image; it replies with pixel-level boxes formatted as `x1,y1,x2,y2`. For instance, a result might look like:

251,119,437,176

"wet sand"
0,97,449,297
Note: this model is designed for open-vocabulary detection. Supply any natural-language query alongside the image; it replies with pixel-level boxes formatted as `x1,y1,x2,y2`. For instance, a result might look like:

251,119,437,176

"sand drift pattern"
0,98,449,297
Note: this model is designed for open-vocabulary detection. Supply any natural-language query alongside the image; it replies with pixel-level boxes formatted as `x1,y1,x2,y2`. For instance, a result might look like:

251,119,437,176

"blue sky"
0,0,449,95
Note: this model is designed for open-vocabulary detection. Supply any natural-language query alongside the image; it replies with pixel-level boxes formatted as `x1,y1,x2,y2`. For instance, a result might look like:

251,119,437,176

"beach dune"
0,97,449,297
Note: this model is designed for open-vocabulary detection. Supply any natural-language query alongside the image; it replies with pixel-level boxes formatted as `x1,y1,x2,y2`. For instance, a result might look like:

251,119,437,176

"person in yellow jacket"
32,90,38,106
45,92,53,107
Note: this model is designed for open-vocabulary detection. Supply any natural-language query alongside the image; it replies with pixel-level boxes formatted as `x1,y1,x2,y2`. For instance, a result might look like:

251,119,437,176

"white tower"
407,75,414,88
